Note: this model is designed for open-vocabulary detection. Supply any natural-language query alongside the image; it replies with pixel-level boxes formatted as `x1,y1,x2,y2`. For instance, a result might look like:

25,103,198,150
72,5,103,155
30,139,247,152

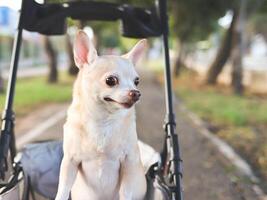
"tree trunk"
66,34,78,75
44,36,58,83
231,43,244,94
0,37,4,93
0,71,4,93
206,9,238,84
174,42,184,77
231,0,247,95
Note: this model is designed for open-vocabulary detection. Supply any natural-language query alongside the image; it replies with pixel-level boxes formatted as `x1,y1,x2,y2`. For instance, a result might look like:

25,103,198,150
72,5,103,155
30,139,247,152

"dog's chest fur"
66,108,134,156
64,108,136,199
85,117,127,153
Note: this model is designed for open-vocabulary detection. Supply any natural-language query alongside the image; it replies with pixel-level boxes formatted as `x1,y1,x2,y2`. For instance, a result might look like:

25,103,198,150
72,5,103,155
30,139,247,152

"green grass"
176,84,267,127
147,59,267,127
171,71,267,189
0,73,74,116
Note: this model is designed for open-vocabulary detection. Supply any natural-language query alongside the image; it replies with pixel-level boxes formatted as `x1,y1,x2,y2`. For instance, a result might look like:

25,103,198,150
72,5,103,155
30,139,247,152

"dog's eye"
106,76,118,87
134,77,140,86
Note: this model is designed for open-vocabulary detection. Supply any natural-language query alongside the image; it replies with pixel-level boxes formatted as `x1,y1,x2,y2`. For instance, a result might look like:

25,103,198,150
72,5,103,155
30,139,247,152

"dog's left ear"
73,30,98,69
123,39,147,65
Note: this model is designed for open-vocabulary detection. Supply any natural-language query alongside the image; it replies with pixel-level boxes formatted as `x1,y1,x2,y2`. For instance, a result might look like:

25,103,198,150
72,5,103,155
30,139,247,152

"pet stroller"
0,0,183,199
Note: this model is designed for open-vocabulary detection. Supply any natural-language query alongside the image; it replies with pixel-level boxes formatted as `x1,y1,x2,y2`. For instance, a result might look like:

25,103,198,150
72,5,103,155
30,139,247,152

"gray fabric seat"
20,141,63,199
18,140,167,199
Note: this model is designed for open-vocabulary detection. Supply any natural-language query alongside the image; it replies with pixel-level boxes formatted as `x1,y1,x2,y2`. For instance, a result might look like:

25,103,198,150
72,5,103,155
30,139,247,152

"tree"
248,1,267,41
43,36,58,83
170,0,231,76
206,10,238,84
66,33,78,75
0,70,4,93
173,41,185,76
0,37,5,93
206,0,264,94
65,1,89,76
43,0,59,82
231,0,248,95
66,20,86,76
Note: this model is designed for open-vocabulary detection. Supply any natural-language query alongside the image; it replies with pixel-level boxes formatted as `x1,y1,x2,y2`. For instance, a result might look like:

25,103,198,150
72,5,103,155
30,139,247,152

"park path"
15,68,259,200
137,69,258,200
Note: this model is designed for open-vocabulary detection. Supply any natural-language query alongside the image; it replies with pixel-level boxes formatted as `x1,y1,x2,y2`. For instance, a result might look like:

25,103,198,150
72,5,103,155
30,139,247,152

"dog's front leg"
119,146,147,200
55,156,78,200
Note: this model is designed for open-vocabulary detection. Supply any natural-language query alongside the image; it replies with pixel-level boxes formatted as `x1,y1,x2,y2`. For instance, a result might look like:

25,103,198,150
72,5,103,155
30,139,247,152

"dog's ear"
123,39,147,65
73,30,98,69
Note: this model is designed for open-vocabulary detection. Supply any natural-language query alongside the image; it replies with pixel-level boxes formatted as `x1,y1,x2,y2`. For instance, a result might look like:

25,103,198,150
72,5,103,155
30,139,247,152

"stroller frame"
0,0,183,199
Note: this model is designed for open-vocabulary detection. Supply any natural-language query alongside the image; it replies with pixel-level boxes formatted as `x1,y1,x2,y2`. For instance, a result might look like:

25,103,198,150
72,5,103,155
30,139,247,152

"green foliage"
170,0,233,44
89,21,121,50
175,80,267,126
249,13,267,35
0,73,74,116
178,87,267,126
248,0,267,39
120,37,140,52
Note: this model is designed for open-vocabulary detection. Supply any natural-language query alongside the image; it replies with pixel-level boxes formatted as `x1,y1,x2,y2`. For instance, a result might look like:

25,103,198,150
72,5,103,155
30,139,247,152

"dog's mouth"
103,97,135,109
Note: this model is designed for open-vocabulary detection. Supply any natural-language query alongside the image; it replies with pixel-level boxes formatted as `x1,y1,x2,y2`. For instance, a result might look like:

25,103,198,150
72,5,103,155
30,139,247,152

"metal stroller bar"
0,0,183,199
0,9,23,180
158,0,183,199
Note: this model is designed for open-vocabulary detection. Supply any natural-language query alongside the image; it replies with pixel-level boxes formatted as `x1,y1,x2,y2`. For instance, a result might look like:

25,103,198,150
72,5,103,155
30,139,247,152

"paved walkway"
137,70,258,200
15,69,259,199
2,64,67,79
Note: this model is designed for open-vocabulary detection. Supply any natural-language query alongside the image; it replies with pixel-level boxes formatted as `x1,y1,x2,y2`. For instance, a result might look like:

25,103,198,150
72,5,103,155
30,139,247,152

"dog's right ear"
73,30,98,69
123,39,147,65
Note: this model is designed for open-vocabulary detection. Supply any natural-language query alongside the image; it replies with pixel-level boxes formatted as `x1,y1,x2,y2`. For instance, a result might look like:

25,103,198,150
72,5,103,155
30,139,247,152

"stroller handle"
20,0,162,38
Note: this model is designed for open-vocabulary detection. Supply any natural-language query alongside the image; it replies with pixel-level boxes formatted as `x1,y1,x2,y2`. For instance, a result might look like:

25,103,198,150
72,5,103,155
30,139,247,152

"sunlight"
218,10,233,29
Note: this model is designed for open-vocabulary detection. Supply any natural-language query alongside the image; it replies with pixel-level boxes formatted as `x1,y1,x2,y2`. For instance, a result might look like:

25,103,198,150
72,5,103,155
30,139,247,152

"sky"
0,0,22,10
0,0,44,10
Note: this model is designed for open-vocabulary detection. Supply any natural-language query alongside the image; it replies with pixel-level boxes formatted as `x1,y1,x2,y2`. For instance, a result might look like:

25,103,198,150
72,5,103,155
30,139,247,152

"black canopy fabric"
20,0,162,38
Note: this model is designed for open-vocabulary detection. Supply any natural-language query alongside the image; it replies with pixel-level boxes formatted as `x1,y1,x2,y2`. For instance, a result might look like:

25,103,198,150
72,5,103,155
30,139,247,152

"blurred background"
0,0,267,198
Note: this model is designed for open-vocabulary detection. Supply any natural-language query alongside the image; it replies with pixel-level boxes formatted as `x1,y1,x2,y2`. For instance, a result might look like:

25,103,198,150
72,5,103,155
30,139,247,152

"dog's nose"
128,90,141,101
